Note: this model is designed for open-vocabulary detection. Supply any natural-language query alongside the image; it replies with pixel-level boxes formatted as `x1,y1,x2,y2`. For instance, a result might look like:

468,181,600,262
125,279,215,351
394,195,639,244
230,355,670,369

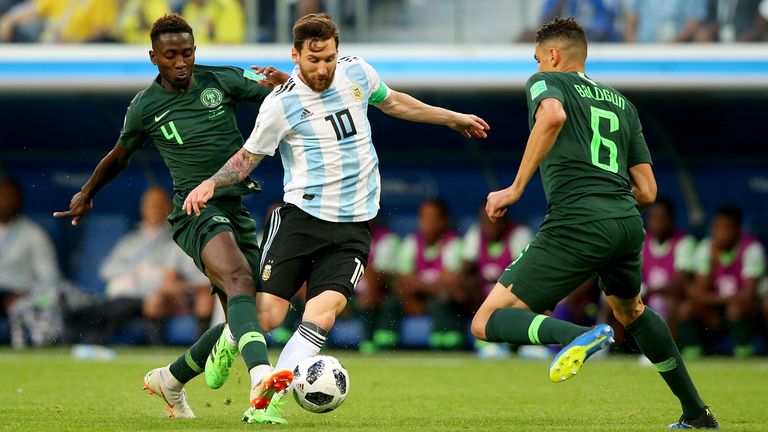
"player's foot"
143,366,195,418
205,328,238,390
242,369,293,424
549,324,614,383
668,406,720,429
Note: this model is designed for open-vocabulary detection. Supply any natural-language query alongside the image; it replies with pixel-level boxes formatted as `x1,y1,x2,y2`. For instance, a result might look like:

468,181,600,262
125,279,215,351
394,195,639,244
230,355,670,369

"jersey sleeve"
742,242,766,279
371,233,400,273
117,93,147,151
243,98,288,156
525,73,565,128
442,237,464,272
395,235,418,275
692,238,712,275
673,235,697,273
509,225,534,257
462,225,481,262
220,66,272,103
357,57,391,104
627,105,653,167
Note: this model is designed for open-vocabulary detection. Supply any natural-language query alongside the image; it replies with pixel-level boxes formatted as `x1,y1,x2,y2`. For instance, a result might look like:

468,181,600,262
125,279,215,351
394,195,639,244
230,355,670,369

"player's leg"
600,216,717,429
471,229,599,347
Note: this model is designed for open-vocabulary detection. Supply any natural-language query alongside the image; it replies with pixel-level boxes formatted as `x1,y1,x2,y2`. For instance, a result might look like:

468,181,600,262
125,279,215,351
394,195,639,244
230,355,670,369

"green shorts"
498,216,644,313
168,194,261,295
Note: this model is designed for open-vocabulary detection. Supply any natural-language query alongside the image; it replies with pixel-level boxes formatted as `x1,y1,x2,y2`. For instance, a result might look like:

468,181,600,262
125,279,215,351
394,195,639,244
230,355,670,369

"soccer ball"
292,355,349,413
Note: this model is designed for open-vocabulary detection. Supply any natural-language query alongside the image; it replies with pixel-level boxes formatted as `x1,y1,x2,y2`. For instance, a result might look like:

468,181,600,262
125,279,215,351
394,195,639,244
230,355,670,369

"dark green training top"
119,65,270,198
525,71,652,229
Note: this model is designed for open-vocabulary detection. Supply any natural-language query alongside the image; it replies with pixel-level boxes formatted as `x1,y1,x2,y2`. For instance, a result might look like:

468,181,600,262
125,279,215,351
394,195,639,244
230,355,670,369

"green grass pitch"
1,348,766,431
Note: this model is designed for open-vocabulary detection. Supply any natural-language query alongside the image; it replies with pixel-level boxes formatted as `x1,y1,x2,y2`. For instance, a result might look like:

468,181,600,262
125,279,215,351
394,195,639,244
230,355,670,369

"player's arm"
629,163,657,209
53,144,135,225
374,90,489,139
182,148,266,216
486,98,565,222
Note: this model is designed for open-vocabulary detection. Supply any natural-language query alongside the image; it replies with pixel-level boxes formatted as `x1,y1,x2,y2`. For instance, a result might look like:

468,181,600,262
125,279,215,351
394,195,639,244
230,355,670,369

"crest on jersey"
212,215,230,223
261,264,272,281
200,88,223,108
350,84,363,102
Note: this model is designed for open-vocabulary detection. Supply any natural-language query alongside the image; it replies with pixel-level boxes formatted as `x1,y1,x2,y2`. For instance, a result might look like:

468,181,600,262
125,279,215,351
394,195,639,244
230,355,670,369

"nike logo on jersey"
154,110,171,122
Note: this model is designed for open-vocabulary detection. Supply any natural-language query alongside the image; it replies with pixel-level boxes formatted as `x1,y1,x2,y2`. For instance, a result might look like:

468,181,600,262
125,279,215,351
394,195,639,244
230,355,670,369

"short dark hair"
422,198,449,217
536,17,587,51
0,177,23,205
715,205,742,225
293,13,339,52
653,198,676,218
150,13,194,43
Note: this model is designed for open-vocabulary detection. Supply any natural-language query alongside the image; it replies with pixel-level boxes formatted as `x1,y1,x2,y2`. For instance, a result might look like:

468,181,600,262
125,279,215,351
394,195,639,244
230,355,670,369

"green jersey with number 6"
118,65,271,197
525,71,652,229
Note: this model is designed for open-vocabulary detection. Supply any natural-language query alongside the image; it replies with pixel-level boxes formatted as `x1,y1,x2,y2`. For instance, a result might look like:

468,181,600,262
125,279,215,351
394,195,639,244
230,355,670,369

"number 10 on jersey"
324,109,357,141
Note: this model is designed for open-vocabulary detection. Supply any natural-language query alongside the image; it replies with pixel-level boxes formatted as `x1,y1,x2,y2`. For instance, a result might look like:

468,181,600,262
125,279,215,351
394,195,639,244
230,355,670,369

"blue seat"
165,315,199,346
327,318,364,348
109,318,147,345
0,318,9,344
73,214,130,294
399,315,432,348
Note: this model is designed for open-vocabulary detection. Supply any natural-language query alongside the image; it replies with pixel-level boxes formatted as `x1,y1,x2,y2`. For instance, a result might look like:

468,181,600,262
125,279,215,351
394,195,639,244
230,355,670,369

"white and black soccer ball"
292,355,349,413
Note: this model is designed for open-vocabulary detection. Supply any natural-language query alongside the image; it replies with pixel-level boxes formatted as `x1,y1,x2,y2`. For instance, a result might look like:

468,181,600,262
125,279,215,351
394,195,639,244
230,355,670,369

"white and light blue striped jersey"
244,56,392,223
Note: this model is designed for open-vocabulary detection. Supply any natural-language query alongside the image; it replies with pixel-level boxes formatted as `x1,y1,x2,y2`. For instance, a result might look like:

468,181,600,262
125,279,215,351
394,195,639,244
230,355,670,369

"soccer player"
470,18,719,429
53,14,291,422
182,13,489,424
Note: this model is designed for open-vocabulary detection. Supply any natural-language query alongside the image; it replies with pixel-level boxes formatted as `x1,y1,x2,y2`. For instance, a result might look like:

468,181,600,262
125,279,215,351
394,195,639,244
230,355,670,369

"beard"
300,65,334,92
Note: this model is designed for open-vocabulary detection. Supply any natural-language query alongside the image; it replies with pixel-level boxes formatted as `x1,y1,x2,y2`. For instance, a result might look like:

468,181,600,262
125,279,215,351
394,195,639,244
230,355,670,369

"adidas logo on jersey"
300,108,312,120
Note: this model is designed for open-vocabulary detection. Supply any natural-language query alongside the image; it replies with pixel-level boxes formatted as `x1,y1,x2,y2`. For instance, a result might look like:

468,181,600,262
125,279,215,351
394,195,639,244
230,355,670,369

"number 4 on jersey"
160,121,184,145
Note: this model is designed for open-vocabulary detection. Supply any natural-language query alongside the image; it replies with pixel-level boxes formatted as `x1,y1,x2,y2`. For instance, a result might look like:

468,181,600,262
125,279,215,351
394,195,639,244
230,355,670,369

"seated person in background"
678,205,766,358
394,199,466,350
117,0,171,43
182,0,244,43
0,178,62,348
462,205,532,356
66,187,210,345
0,0,118,43
641,199,696,335
696,0,768,42
539,0,620,42
356,216,400,354
623,0,707,42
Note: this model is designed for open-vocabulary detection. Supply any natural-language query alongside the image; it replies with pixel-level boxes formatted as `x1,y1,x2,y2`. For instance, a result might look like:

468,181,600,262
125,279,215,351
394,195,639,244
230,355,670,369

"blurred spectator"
678,206,765,358
0,0,118,43
181,0,244,44
0,178,62,348
66,187,211,346
117,0,171,44
356,216,400,354
623,0,707,42
395,199,467,350
462,205,532,357
696,0,768,42
540,0,620,41
641,199,696,334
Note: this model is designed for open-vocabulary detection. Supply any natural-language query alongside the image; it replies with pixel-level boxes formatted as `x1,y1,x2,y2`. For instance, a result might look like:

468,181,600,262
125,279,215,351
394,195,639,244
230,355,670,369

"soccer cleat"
242,370,294,424
549,324,614,383
204,329,238,390
143,366,195,419
668,406,720,429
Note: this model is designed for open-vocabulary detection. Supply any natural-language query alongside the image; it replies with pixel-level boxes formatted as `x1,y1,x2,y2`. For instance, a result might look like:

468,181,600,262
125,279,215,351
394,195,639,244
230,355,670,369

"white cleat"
143,366,195,419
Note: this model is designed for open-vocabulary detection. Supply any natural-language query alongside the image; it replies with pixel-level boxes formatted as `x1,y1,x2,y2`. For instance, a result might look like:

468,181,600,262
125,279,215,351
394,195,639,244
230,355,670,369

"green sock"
484,308,587,345
359,307,376,341
169,323,225,384
730,319,752,346
677,319,701,349
378,296,401,332
626,308,705,419
227,294,269,370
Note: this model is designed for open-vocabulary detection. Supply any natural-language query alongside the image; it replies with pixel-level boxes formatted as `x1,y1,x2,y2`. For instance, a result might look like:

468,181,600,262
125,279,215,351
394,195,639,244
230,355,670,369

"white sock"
164,365,183,390
224,324,237,348
275,321,327,372
249,364,273,387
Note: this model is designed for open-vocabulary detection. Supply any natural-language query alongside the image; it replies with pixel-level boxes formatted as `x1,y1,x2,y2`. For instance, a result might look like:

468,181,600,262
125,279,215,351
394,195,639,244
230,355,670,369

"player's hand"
251,65,289,89
486,187,521,222
53,191,93,226
183,179,215,216
448,113,490,139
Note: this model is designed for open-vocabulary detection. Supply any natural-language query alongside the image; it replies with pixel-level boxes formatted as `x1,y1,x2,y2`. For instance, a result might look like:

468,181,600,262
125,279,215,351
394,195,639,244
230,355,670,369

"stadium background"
1,0,767,350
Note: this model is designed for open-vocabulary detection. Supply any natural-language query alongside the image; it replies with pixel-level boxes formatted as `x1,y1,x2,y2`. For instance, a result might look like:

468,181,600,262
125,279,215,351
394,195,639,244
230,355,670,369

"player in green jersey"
469,18,718,430
53,14,291,423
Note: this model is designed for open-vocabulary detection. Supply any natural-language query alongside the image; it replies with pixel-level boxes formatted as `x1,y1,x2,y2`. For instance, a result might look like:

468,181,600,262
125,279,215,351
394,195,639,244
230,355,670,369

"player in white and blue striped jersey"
182,13,489,424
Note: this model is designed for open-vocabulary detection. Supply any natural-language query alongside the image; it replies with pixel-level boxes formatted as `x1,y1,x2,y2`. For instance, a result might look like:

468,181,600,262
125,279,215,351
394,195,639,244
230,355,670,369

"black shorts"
258,204,371,302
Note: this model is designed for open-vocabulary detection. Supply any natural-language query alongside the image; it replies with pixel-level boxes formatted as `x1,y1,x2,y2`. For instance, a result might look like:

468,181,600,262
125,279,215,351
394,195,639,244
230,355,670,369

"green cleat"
204,326,238,390
242,406,288,425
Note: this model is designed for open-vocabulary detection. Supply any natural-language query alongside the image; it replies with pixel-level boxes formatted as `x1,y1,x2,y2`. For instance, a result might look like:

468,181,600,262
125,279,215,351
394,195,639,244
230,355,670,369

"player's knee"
612,301,644,326
471,314,489,341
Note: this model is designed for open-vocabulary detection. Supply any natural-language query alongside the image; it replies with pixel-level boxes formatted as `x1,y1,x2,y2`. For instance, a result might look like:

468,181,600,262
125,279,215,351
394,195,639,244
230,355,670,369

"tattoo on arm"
209,148,265,187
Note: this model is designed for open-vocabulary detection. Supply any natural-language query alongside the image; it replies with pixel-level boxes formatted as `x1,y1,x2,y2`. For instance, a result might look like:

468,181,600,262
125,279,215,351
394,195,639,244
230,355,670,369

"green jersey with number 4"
525,71,652,229
118,65,271,197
